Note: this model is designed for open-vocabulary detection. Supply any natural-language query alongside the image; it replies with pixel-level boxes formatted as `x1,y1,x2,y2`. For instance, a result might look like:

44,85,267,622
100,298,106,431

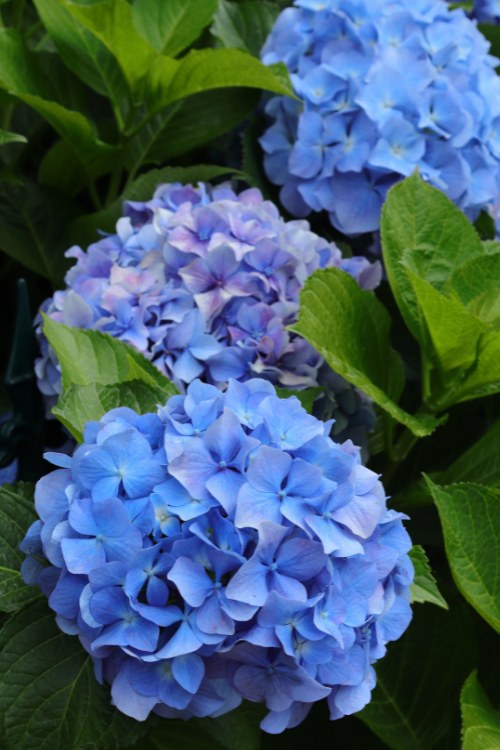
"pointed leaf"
0,29,119,177
359,593,476,749
63,0,158,100
52,380,170,442
381,171,484,346
0,130,26,146
0,181,80,285
0,482,40,613
462,671,500,750
0,598,155,750
211,0,280,58
42,315,179,396
145,48,296,117
288,267,444,437
427,477,500,634
132,0,218,57
408,545,448,609
32,0,128,105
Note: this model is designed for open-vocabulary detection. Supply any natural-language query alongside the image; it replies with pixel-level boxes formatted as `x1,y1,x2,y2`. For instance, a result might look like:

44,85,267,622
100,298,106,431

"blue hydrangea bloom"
21,382,414,732
474,0,500,21
36,181,381,454
260,0,500,235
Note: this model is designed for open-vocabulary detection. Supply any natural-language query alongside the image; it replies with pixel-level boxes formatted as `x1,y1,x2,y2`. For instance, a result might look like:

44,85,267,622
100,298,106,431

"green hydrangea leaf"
275,386,323,415
0,29,119,178
132,0,218,57
62,0,158,101
124,88,259,178
426,477,500,634
401,263,489,376
408,545,448,609
211,0,280,58
42,315,179,396
359,593,477,749
0,129,26,146
445,251,500,323
461,671,500,750
32,0,128,106
381,171,484,347
145,48,297,117
288,267,444,437
0,598,156,750
52,380,169,442
0,180,80,286
0,482,40,613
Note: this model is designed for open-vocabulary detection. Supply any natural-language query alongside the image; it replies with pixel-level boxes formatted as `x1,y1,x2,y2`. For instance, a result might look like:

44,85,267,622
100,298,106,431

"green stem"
35,32,49,51
111,100,125,133
422,355,432,403
25,19,43,40
88,181,102,212
1,103,14,132
105,161,123,207
0,6,4,28
10,0,25,29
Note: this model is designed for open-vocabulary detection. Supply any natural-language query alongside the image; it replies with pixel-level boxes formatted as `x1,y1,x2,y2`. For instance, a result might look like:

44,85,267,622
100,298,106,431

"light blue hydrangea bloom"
36,182,381,454
20,382,414,732
260,0,500,235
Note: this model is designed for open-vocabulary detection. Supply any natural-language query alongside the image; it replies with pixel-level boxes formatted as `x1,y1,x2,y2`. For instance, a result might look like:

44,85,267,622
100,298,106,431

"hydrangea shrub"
259,0,500,234
36,182,381,452
20,381,413,732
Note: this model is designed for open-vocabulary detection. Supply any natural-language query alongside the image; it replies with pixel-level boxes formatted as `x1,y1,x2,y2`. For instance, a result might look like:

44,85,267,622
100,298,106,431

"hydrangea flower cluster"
474,0,500,22
21,380,413,732
35,181,380,451
259,0,500,235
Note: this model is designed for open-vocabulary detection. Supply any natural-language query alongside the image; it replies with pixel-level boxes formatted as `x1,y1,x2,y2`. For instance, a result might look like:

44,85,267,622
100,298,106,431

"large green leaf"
438,420,500,487
33,0,128,106
393,419,500,512
0,181,80,285
427,478,500,634
359,593,476,749
125,87,260,174
198,701,265,750
52,380,170,442
70,164,242,247
479,22,500,59
145,48,296,116
132,0,218,57
381,171,484,346
453,329,500,403
402,264,488,376
0,482,40,613
42,315,179,395
212,0,280,58
408,545,448,609
446,251,500,323
0,29,118,178
0,129,26,146
462,672,500,750
63,0,158,101
288,267,444,437
0,598,155,750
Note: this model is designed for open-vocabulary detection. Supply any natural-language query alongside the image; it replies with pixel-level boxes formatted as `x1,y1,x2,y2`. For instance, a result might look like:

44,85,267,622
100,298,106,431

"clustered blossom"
474,0,500,22
35,181,380,452
21,381,413,732
260,0,500,235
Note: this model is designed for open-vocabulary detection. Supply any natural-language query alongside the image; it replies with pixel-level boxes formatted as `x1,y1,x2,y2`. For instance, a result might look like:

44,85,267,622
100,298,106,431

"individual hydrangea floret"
35,181,380,453
259,0,500,235
21,380,414,733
